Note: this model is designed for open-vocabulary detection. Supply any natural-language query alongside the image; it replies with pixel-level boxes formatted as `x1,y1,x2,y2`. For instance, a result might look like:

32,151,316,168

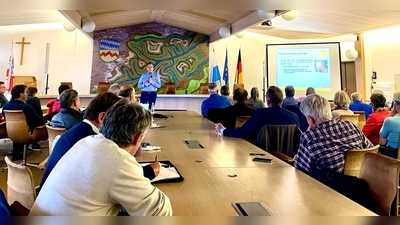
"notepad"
139,160,184,183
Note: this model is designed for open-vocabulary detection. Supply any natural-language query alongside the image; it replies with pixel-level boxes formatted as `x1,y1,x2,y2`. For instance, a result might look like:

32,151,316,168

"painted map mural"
91,22,209,94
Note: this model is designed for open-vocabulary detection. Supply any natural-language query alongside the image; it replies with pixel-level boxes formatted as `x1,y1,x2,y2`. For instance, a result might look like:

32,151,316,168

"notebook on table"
138,160,184,184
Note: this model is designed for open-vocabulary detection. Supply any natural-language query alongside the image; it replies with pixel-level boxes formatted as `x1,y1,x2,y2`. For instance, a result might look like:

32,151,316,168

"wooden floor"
0,139,49,196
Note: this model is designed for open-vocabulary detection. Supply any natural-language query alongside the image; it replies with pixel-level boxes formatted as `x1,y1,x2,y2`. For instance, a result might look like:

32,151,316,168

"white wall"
363,26,400,101
210,32,355,100
0,23,93,95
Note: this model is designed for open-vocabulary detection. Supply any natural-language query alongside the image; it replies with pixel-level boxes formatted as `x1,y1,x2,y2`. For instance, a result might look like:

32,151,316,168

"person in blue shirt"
349,92,372,119
200,82,232,117
282,85,299,108
138,62,161,110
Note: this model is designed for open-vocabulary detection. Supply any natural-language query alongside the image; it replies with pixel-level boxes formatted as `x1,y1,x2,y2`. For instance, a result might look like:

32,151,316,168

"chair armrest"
271,151,294,166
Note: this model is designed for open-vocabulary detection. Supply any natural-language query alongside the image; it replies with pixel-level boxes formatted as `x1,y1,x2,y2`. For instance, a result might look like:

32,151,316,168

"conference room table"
136,111,376,216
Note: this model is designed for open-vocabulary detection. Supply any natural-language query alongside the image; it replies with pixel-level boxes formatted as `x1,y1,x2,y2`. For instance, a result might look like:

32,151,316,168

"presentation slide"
267,43,342,100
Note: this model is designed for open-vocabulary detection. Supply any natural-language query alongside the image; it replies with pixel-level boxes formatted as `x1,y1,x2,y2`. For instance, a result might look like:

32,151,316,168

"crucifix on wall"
16,37,31,65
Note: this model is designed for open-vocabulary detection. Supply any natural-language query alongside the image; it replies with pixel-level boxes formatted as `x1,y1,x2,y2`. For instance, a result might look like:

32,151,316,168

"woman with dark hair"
362,93,390,145
246,87,265,109
26,86,43,117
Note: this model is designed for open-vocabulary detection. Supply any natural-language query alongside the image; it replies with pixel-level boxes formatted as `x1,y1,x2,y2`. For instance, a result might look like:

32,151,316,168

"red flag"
234,49,242,84
5,41,14,92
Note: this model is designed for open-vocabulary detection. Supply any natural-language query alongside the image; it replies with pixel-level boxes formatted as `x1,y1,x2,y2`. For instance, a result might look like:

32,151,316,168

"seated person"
26,86,43,117
50,89,83,129
201,82,232,117
46,84,70,114
0,81,9,108
295,94,373,174
246,87,265,109
284,104,308,132
379,91,400,159
108,83,121,96
362,93,390,145
349,92,372,119
331,91,354,121
298,87,315,102
3,85,47,160
39,94,159,191
220,85,234,104
282,85,299,108
221,87,254,128
119,84,136,103
30,101,172,216
215,86,299,146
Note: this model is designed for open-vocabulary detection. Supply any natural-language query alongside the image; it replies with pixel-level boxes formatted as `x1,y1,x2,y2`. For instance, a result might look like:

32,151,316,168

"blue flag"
223,48,229,85
211,49,221,83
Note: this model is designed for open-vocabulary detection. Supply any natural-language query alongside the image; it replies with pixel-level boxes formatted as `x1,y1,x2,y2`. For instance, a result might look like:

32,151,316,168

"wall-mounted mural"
91,22,209,94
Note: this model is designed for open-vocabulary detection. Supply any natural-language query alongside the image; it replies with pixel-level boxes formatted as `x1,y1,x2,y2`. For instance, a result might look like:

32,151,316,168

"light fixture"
346,49,359,60
235,30,247,38
82,20,96,33
281,10,298,21
219,26,231,38
257,10,275,20
63,21,76,32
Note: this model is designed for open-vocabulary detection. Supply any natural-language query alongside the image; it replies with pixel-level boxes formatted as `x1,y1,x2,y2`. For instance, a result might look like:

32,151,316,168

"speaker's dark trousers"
140,91,157,110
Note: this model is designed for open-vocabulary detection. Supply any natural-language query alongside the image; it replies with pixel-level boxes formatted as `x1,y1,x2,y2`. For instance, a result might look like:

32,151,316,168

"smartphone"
249,153,266,156
252,157,274,163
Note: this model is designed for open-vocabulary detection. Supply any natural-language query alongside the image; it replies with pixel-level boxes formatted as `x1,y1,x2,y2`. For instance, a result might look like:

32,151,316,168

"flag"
5,41,14,92
223,48,229,85
210,49,221,84
234,49,243,84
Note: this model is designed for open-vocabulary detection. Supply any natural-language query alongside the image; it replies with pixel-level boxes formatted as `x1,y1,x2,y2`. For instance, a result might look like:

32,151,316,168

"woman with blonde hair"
246,87,265,109
331,91,353,121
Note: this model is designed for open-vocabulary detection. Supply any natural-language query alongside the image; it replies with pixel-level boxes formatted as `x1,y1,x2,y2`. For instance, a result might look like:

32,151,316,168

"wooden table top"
137,111,376,216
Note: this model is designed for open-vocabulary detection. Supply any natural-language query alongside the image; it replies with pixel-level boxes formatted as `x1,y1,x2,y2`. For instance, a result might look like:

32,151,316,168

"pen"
155,155,158,162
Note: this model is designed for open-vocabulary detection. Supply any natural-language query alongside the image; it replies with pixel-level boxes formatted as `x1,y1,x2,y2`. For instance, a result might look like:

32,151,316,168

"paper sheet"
139,163,181,182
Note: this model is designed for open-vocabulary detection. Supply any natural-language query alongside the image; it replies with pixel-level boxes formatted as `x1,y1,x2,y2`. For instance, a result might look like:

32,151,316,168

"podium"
13,76,37,88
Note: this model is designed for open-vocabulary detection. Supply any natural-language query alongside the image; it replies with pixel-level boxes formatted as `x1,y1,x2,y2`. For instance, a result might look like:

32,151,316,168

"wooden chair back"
97,82,110,93
359,153,400,216
235,116,251,128
3,110,48,144
245,103,255,109
339,114,360,127
352,111,366,129
256,124,302,158
60,82,73,89
199,83,209,94
5,156,36,209
46,125,67,155
206,108,225,123
164,82,176,94
343,145,379,177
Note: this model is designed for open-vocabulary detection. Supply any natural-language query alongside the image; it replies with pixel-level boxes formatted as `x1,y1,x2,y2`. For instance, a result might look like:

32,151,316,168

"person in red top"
46,84,70,114
362,93,390,145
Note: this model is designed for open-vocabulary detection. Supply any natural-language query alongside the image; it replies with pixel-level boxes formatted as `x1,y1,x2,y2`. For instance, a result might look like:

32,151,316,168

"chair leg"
21,144,39,168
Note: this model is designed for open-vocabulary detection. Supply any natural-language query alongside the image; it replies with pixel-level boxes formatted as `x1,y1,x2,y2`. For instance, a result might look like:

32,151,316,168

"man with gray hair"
108,83,121,96
200,82,232,117
282,85,299,108
50,89,83,129
349,92,372,119
295,94,373,174
31,100,172,216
